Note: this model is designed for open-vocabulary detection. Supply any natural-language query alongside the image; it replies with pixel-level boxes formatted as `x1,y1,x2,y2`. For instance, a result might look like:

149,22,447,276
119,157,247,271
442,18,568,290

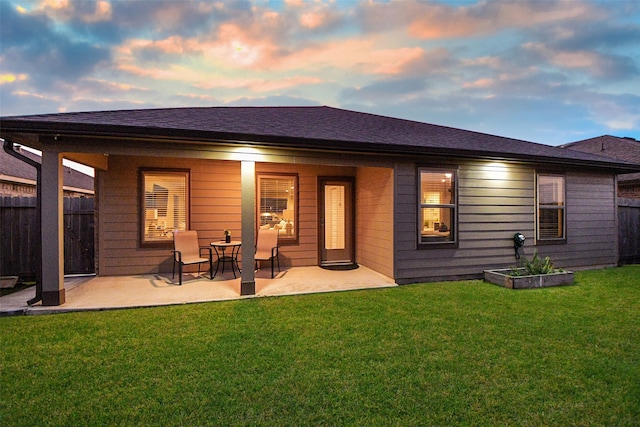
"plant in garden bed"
486,250,573,288
510,250,560,276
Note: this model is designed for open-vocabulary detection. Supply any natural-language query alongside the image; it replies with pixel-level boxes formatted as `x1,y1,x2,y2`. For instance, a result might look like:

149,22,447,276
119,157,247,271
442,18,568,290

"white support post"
40,148,65,305
240,160,256,295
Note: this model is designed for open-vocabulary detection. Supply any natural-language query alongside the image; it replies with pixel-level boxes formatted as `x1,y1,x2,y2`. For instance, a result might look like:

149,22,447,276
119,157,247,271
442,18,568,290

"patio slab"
0,266,396,315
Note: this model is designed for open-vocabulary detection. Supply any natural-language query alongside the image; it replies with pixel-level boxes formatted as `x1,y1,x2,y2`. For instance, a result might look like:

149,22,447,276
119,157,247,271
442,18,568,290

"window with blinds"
537,174,565,241
258,174,298,242
419,168,456,245
140,170,189,245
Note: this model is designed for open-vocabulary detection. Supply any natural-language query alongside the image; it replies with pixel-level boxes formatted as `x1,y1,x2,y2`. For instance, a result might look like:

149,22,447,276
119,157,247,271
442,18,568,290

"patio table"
210,241,241,278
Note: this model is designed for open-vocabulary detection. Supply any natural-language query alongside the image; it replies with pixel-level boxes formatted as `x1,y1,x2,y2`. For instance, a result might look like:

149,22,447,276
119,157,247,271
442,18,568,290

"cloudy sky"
1,0,639,146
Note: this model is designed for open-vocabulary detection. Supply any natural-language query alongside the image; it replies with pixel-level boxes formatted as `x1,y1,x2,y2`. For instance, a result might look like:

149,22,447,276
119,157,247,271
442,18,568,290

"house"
1,145,95,282
1,145,94,197
561,135,640,199
561,135,640,265
2,106,639,306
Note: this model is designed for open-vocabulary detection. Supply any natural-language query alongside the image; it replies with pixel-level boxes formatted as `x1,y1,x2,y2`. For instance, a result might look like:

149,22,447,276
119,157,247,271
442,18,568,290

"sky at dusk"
1,0,639,146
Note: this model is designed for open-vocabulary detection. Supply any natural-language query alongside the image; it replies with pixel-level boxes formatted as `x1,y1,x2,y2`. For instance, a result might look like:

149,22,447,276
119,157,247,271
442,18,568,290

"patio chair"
172,230,213,285
255,228,280,278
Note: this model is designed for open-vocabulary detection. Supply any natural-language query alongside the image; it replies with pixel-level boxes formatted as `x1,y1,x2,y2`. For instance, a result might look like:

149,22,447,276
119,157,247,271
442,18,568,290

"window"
537,174,565,242
140,169,189,245
419,168,456,245
258,174,298,242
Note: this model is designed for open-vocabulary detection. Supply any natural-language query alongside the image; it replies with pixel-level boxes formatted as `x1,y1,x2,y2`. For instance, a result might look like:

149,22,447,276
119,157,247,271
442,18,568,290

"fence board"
0,196,95,280
619,198,640,265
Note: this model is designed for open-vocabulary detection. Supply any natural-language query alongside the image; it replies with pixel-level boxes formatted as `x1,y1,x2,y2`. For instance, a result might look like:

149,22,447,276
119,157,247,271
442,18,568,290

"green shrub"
509,250,557,276
523,250,555,275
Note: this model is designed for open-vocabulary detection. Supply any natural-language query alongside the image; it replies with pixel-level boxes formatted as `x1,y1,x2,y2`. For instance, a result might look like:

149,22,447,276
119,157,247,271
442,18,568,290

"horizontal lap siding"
356,167,394,278
394,162,618,284
537,171,617,268
101,157,358,275
256,163,357,268
395,160,536,283
98,156,241,275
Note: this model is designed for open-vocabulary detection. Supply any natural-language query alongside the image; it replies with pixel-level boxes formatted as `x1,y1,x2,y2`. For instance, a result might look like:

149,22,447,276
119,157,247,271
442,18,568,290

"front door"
318,177,355,267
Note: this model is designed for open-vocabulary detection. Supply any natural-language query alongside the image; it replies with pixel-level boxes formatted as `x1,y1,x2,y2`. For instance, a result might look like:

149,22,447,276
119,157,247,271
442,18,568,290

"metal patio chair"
255,228,280,278
172,230,213,285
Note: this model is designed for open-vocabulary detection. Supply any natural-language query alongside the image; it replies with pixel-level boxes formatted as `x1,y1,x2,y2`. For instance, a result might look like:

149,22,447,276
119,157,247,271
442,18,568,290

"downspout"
3,140,43,305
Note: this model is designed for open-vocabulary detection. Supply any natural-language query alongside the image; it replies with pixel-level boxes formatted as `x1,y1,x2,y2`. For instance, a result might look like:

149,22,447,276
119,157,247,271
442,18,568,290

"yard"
1,266,639,426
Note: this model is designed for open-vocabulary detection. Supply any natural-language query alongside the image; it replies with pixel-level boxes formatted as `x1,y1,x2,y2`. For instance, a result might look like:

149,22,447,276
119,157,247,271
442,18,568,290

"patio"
0,266,397,315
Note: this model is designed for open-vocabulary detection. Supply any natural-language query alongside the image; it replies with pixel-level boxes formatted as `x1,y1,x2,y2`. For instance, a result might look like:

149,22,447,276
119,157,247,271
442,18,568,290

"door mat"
320,263,359,271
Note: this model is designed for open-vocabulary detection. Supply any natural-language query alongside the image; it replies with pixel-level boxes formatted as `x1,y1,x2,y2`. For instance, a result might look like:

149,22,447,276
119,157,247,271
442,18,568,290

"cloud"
274,37,426,76
194,76,323,93
226,95,320,107
0,74,28,84
30,0,112,23
0,88,63,115
357,0,599,39
0,1,110,88
340,77,429,107
1,0,638,145
579,92,640,131
523,42,638,79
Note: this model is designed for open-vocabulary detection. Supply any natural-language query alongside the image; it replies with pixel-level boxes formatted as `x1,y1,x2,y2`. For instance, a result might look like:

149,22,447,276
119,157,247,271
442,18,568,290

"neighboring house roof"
561,135,640,182
2,106,640,173
0,146,94,192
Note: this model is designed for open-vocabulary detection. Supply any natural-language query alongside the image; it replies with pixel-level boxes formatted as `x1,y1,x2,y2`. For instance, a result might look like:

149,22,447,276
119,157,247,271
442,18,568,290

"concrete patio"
0,266,397,316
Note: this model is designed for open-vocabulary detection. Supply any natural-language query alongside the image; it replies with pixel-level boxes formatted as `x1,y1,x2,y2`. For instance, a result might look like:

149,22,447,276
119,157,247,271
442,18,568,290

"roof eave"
2,120,638,174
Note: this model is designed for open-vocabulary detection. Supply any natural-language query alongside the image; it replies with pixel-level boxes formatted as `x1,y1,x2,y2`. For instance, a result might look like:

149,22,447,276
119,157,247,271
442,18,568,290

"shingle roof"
2,106,639,172
0,147,94,191
562,135,640,181
562,135,640,164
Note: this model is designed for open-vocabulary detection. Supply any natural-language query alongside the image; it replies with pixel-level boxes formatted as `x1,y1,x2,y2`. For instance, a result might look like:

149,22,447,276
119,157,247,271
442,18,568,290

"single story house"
1,145,94,197
2,106,639,306
561,135,640,199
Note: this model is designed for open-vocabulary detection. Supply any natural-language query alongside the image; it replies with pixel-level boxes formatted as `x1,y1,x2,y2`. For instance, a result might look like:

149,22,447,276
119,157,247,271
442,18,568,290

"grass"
1,266,639,426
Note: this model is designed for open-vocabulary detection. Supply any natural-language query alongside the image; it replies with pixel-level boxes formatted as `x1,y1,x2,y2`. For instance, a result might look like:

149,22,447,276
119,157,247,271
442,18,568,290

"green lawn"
2,266,639,426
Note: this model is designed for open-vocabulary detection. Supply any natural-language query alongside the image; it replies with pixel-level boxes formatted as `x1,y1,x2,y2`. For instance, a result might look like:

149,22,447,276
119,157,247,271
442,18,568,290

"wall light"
484,162,509,180
232,146,267,162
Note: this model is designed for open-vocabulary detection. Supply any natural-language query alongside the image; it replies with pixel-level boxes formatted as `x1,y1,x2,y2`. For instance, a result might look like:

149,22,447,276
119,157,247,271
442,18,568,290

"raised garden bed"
0,276,19,289
484,268,574,289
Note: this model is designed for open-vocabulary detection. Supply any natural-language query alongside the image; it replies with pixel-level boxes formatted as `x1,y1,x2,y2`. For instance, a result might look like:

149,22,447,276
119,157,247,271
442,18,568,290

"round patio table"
210,241,241,278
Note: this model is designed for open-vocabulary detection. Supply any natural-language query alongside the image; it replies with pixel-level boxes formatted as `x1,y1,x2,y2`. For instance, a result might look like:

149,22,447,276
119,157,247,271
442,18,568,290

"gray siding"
98,154,618,281
394,160,617,284
538,171,617,268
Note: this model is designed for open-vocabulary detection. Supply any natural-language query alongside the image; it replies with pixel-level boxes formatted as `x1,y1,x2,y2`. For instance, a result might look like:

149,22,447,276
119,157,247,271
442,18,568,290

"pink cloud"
116,63,205,83
297,2,342,30
463,78,494,89
117,36,202,57
32,0,112,22
360,0,599,39
195,76,323,92
276,37,425,76
523,43,613,77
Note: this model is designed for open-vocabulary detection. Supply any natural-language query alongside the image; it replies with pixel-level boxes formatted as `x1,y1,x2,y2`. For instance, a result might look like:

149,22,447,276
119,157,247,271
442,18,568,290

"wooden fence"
619,198,640,265
0,196,95,280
